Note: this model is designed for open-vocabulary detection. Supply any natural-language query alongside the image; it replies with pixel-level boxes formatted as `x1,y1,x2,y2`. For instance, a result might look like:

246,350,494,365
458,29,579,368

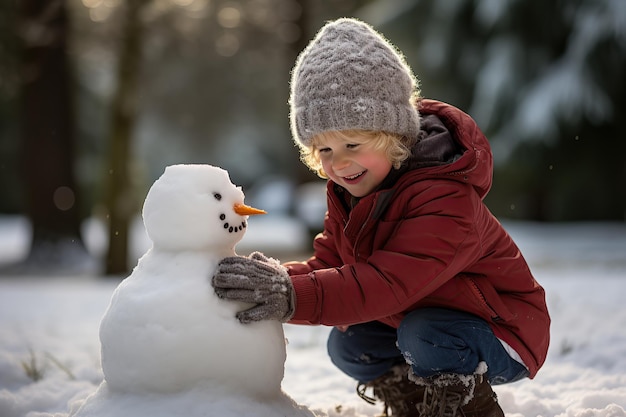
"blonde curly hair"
298,130,415,179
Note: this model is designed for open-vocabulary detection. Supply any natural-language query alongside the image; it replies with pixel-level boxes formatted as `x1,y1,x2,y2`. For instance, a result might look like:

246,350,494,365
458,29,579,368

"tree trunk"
103,0,148,275
15,0,93,275
287,0,319,186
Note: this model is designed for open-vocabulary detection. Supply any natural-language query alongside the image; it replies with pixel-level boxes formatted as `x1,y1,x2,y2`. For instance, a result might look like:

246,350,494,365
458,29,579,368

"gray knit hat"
289,18,421,147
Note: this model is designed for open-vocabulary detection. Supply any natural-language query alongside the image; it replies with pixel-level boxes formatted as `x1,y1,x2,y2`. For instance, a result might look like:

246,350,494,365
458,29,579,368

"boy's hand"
212,252,295,323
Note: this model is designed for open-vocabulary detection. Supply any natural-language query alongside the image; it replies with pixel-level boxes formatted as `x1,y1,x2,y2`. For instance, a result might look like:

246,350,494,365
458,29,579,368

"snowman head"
142,165,265,252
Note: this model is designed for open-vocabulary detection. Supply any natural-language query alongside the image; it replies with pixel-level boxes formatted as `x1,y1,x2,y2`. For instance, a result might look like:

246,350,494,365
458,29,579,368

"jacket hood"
398,99,493,199
330,100,494,202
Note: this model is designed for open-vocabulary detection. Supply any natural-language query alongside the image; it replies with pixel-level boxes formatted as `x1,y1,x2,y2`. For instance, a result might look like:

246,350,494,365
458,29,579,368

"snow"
467,0,626,159
68,164,314,417
1,213,626,416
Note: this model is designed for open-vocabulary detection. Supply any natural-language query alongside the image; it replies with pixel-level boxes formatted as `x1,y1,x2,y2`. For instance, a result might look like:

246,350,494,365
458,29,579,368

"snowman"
69,164,317,417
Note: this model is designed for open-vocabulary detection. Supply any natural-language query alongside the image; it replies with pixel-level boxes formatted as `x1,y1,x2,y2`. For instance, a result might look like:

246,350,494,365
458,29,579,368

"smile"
344,171,365,181
219,213,247,234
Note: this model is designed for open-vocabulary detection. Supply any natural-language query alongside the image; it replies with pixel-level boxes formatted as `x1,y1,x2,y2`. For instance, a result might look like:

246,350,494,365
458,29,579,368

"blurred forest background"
0,0,625,275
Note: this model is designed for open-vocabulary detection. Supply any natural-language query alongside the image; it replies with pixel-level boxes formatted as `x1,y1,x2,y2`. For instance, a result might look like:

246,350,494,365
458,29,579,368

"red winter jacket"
285,99,550,378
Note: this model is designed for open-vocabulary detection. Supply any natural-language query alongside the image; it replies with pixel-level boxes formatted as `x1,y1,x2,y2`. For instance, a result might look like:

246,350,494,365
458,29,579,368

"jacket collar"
327,99,493,228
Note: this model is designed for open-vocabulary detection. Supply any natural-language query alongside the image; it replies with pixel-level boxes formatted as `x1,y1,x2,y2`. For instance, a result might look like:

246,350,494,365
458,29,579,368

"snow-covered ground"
1,218,625,417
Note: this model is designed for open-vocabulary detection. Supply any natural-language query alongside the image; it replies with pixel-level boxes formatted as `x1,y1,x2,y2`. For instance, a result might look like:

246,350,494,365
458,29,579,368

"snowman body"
98,165,287,398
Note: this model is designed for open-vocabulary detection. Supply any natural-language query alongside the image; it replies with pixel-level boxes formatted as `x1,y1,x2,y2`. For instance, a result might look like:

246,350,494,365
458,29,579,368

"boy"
213,18,550,417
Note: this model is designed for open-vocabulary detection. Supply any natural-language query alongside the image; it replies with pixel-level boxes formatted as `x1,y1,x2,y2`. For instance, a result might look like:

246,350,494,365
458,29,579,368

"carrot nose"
233,202,266,216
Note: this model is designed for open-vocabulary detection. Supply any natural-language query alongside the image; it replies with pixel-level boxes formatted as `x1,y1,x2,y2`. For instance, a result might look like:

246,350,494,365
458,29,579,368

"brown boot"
410,364,504,417
357,363,425,417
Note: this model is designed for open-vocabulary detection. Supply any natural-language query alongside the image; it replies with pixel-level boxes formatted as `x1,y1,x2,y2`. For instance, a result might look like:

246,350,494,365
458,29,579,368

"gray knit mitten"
212,252,295,323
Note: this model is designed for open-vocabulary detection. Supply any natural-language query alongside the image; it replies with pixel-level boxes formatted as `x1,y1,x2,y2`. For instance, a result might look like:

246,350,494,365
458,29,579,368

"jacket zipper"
352,196,379,261
446,148,481,180
468,278,502,322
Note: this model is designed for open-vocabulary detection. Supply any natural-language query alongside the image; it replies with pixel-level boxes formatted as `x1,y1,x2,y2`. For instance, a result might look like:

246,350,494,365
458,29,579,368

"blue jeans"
327,308,529,385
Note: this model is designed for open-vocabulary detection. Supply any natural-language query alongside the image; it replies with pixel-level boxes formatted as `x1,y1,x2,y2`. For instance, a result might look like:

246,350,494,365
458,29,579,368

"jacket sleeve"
289,181,484,326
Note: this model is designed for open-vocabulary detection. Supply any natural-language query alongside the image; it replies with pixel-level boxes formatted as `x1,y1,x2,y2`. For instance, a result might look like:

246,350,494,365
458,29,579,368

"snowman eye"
213,193,222,201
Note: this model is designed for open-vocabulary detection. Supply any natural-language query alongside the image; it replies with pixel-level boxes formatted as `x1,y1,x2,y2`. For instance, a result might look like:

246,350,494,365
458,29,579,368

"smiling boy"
213,18,550,417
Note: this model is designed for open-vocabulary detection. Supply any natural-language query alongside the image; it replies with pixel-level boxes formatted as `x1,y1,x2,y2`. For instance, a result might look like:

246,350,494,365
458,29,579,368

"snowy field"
1,217,626,417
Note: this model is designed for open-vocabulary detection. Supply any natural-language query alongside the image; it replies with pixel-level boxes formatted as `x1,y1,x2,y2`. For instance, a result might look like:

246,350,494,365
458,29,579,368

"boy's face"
315,133,392,198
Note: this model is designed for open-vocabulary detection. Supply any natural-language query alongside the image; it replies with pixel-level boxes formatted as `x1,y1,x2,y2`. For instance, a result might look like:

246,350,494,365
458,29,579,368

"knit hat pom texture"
290,18,421,147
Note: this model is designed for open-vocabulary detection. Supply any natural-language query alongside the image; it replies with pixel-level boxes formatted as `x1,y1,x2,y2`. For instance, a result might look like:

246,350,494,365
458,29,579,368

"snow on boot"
357,363,425,417
409,362,504,417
